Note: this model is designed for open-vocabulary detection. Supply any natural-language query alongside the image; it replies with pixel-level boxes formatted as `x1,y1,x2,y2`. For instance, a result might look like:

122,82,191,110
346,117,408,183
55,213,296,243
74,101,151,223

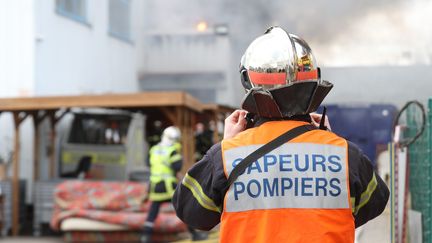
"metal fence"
407,99,432,243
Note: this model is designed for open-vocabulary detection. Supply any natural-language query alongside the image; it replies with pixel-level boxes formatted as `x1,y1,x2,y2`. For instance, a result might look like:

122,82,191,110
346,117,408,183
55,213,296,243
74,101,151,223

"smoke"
143,0,431,67
145,1,400,46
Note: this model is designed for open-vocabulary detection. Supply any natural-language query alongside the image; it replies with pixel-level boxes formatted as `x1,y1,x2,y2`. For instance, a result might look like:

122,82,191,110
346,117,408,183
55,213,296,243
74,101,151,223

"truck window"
68,114,131,145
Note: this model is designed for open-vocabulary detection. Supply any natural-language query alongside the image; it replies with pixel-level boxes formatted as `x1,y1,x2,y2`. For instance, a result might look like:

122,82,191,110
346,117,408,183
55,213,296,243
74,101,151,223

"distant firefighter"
142,126,207,242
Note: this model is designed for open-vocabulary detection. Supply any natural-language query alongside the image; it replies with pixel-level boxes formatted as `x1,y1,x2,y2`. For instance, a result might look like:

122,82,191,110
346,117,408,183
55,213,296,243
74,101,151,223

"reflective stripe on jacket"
149,144,180,201
220,121,354,243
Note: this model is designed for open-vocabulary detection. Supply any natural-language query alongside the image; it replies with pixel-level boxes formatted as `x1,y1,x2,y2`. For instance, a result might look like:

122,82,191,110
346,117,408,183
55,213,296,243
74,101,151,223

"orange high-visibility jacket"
220,121,354,243
173,120,389,243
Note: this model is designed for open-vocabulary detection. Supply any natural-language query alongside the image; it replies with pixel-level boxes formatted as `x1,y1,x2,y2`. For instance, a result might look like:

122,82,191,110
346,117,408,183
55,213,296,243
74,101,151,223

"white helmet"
160,126,181,146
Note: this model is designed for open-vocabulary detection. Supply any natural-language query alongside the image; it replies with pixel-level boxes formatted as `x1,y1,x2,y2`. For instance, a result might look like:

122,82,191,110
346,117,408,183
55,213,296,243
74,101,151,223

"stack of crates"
407,99,432,243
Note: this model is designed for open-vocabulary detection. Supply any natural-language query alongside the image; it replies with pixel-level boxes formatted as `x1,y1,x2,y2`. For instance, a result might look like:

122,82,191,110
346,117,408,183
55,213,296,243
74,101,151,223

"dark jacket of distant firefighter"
173,120,389,242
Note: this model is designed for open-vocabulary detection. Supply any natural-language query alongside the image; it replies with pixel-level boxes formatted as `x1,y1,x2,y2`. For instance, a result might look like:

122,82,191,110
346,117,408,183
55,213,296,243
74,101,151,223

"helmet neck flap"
241,80,333,118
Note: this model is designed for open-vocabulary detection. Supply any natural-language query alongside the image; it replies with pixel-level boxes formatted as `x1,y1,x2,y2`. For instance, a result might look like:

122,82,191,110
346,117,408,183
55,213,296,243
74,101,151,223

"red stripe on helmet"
248,70,287,85
296,69,318,81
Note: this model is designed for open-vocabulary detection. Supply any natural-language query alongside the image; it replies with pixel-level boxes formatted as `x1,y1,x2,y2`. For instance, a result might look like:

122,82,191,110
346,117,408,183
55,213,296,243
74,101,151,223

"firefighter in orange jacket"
173,26,389,243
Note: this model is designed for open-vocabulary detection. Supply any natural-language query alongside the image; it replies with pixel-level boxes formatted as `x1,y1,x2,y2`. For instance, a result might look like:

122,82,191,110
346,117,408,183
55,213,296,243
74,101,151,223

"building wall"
0,0,36,205
323,65,432,107
34,0,143,95
139,31,236,105
0,0,35,97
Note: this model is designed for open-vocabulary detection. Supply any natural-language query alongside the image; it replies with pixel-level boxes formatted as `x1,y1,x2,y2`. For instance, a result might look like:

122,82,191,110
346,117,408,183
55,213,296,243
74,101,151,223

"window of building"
109,0,132,43
56,0,89,25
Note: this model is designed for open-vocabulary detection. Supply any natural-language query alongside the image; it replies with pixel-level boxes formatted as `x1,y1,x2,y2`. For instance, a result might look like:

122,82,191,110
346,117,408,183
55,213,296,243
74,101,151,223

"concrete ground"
0,210,390,243
0,237,64,243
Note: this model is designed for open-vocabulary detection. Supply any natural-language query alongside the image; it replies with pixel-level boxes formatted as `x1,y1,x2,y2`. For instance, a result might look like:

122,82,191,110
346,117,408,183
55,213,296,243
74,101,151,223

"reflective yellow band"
149,192,173,201
149,179,176,201
150,173,176,179
352,173,378,215
182,173,221,213
170,154,182,163
350,197,356,214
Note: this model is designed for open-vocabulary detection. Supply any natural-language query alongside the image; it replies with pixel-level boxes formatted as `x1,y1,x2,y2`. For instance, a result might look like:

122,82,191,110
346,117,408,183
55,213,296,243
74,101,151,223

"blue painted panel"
318,104,397,166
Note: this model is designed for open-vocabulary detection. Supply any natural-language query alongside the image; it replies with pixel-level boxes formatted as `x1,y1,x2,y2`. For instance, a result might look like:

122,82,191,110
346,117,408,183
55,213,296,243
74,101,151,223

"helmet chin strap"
241,80,333,119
